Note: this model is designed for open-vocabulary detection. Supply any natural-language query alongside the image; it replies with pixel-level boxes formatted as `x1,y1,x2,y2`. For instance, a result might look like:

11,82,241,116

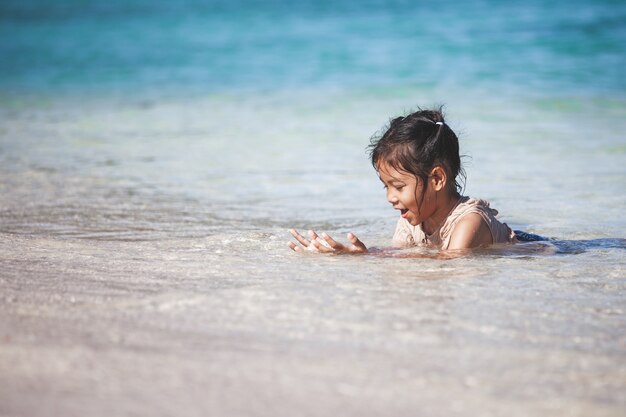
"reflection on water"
472,239,626,257
553,238,626,254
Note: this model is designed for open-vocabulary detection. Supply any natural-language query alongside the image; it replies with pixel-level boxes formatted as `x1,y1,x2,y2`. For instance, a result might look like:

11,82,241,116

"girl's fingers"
290,229,311,247
308,230,334,251
306,243,319,252
289,229,366,254
321,232,344,251
287,242,303,252
310,238,332,253
308,230,332,252
347,233,367,252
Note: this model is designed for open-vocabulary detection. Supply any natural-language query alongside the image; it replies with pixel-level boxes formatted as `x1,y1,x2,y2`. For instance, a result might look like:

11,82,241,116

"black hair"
368,106,465,195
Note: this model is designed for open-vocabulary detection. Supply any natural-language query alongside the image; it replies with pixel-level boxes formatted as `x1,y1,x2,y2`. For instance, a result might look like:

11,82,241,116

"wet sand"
1,232,624,417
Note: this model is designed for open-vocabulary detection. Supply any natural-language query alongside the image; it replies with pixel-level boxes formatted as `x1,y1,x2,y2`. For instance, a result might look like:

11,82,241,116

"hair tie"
435,122,444,125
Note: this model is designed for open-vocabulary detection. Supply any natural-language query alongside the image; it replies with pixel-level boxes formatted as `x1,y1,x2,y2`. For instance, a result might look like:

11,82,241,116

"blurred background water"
1,1,625,416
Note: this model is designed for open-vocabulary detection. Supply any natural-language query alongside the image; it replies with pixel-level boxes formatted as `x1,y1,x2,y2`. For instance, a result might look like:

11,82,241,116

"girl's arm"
288,215,490,257
447,213,493,250
287,229,468,259
287,230,472,260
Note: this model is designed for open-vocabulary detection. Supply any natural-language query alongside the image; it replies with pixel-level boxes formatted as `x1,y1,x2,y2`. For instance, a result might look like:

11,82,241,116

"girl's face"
377,161,437,227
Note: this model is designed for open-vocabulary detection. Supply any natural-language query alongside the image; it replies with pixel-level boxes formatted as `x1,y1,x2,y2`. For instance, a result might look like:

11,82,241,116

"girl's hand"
288,229,367,254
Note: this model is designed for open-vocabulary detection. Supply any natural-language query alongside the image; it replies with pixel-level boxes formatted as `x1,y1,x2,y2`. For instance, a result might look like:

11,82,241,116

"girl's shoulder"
443,197,514,247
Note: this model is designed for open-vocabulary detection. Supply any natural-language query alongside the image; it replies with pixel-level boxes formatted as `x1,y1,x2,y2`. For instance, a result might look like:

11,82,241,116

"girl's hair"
368,106,465,194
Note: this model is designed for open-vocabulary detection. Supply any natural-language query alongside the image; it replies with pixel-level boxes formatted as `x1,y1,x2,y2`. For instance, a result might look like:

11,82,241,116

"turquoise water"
2,0,625,96
1,1,626,416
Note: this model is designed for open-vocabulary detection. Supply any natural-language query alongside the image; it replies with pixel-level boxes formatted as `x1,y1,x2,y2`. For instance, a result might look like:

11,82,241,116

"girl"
288,107,542,256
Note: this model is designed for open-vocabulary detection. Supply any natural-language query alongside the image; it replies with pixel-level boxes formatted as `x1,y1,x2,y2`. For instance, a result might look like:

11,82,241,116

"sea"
1,1,625,416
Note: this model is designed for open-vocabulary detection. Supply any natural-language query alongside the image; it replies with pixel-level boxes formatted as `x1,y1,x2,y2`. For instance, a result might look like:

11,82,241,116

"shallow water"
2,0,626,416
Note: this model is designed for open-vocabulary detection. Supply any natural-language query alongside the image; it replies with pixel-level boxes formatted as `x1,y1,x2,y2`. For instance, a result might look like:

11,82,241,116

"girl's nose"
387,189,398,204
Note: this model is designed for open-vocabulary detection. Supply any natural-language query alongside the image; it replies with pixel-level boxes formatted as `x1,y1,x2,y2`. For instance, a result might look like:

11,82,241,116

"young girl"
288,107,542,255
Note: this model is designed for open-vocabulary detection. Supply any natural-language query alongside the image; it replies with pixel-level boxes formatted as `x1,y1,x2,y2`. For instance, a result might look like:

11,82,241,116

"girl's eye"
395,186,405,191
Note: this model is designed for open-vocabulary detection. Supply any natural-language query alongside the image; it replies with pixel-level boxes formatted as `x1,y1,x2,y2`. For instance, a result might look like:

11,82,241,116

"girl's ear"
429,165,447,191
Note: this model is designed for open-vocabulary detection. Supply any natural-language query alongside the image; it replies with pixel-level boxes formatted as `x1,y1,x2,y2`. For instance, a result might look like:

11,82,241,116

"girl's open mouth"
400,209,409,218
